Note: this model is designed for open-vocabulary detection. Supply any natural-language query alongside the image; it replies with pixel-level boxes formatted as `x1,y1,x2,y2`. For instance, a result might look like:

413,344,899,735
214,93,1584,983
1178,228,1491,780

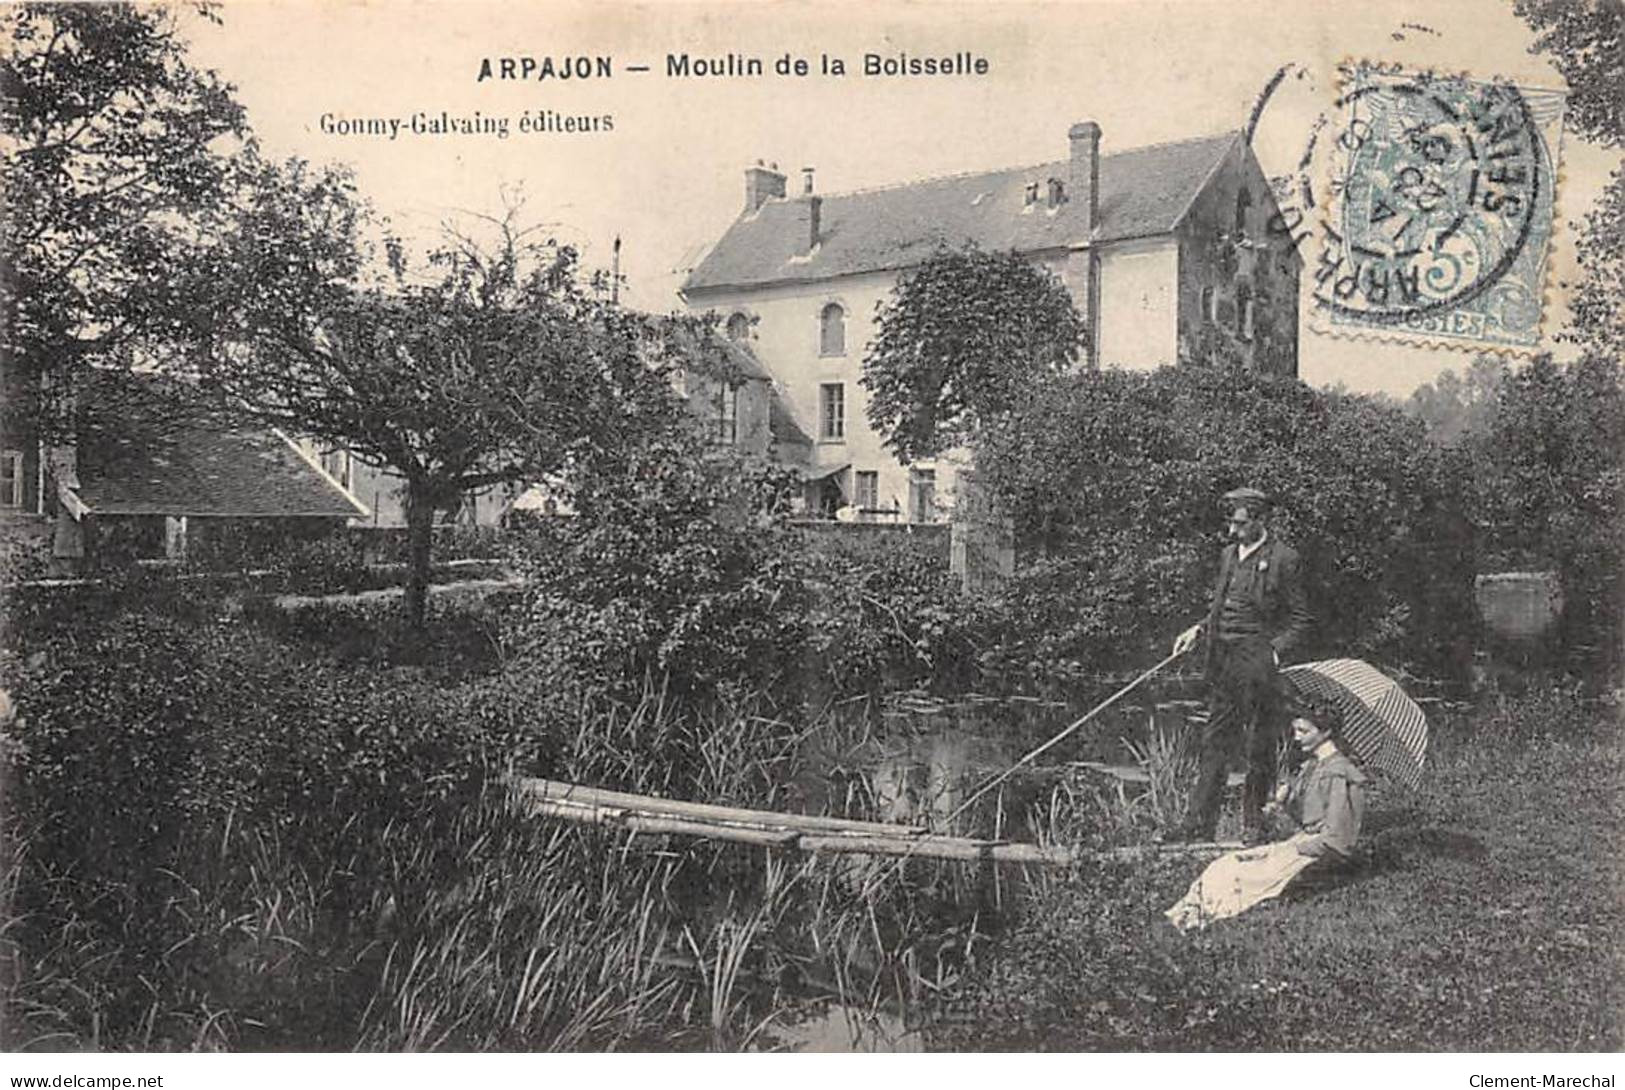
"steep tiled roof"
720,338,772,382
683,132,1240,295
77,421,365,519
663,322,773,382
768,393,813,452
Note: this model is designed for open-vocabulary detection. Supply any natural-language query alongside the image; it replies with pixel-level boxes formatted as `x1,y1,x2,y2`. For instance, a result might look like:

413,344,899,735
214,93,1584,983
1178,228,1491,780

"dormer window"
1047,178,1066,208
819,302,846,356
1024,182,1039,206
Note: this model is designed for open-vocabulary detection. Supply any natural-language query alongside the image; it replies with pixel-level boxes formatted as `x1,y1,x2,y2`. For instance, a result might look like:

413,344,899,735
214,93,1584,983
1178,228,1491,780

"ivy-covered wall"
1175,140,1301,375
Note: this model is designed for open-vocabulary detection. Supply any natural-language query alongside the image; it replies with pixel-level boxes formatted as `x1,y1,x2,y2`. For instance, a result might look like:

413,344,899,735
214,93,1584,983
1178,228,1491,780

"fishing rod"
858,643,1190,898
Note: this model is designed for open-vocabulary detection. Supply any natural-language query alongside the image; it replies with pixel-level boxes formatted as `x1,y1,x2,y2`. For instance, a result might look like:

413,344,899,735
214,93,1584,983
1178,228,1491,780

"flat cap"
1222,486,1270,510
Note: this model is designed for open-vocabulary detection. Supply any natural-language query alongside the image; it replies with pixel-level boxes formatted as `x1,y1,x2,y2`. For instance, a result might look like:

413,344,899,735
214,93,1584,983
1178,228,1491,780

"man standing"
1169,487,1311,844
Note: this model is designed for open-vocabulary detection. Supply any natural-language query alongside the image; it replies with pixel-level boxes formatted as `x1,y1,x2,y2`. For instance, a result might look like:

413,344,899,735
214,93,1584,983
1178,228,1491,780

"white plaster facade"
694,271,962,522
1093,239,1181,369
681,128,1298,523
689,241,1182,522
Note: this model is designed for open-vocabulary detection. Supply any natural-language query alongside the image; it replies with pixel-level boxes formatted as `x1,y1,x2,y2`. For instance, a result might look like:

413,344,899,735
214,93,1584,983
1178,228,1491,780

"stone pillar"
50,511,84,574
164,516,189,560
949,470,1014,594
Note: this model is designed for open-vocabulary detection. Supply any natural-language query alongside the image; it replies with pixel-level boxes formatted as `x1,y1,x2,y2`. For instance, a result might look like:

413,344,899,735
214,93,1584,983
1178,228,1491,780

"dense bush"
504,442,807,702
243,582,511,676
973,366,1477,683
505,439,989,716
0,606,557,1046
1467,354,1623,680
361,522,508,564
7,611,538,888
257,531,369,591
0,595,982,1050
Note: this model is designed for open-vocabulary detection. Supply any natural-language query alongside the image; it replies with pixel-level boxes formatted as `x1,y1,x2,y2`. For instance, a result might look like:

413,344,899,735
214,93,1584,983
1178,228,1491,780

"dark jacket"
1204,535,1312,668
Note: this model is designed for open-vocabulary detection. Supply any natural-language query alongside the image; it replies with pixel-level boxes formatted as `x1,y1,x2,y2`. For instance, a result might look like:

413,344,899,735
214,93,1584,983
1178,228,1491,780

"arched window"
1234,187,1252,233
819,302,846,357
725,312,751,342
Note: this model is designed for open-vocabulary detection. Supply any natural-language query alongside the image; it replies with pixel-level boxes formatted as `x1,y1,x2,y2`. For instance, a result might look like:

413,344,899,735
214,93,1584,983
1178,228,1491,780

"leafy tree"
1406,357,1506,445
1566,165,1625,358
1514,0,1623,148
505,435,807,708
860,246,1087,463
502,425,988,717
1469,353,1624,673
1498,1,1625,677
1515,0,1624,360
1,3,249,439
200,201,693,627
972,367,1475,682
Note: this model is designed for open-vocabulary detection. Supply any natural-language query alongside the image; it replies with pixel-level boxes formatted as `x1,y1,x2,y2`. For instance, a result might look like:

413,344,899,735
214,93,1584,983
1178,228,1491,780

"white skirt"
1164,836,1319,932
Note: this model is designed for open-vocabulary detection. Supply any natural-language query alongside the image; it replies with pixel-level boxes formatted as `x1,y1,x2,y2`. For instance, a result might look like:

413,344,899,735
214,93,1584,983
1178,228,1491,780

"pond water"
819,687,1210,841
766,685,1212,1050
767,1002,922,1053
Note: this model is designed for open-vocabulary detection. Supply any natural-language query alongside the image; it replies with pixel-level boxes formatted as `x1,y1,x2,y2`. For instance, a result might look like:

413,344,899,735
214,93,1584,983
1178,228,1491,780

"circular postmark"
1311,69,1542,325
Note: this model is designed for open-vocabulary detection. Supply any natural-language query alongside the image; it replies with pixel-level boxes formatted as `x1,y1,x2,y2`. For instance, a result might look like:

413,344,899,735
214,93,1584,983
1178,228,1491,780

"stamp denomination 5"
1310,65,1566,351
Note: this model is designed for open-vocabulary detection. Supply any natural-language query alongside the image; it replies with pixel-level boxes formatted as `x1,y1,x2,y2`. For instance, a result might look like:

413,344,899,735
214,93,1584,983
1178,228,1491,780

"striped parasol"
1281,658,1429,790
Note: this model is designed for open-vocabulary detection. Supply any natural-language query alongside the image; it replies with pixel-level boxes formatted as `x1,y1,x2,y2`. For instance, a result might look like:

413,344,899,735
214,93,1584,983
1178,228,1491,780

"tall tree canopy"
1406,357,1506,445
200,199,696,626
1,3,251,435
1467,353,1623,671
1514,0,1623,148
1515,0,1625,360
1567,165,1625,358
971,366,1474,680
860,246,1087,464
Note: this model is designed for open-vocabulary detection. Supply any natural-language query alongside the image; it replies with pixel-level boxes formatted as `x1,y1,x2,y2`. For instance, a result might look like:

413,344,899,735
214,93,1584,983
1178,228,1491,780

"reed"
3,679,1003,1052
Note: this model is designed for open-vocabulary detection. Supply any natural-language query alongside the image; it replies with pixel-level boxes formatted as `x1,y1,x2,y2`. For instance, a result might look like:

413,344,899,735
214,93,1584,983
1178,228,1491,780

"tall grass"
931,684,1625,1050
2,679,1002,1052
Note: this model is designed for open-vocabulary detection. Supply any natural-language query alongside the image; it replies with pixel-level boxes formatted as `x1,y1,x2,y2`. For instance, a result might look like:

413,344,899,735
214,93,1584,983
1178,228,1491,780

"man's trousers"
1184,637,1284,839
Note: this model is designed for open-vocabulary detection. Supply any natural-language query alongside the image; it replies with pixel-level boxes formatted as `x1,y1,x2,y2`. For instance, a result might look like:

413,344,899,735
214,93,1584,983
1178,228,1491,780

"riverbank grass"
933,687,1623,1050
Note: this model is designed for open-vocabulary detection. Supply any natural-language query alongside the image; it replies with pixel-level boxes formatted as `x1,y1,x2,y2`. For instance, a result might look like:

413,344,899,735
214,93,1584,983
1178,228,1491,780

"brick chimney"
1068,121,1102,233
802,166,815,195
1065,122,1103,367
804,195,822,253
744,160,786,214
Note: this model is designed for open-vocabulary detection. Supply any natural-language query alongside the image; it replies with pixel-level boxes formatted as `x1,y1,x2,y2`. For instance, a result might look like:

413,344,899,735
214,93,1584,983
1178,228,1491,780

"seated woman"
1164,697,1369,932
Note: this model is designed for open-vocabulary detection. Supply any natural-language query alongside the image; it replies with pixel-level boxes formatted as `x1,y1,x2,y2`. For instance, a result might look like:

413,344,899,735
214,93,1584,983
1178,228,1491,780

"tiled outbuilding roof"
663,322,774,382
719,338,772,382
76,420,365,519
768,393,814,452
683,132,1240,295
